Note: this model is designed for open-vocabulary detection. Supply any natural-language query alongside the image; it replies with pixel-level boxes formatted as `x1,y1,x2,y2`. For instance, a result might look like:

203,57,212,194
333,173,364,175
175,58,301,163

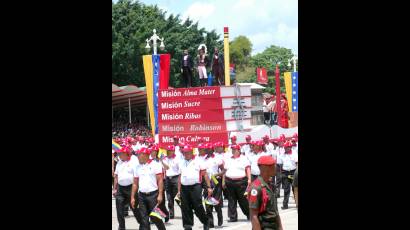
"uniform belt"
226,177,246,181
139,190,158,196
118,184,132,187
167,175,180,179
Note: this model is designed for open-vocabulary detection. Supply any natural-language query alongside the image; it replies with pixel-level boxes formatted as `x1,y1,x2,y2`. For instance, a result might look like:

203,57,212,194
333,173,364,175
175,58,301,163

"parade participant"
194,137,204,155
213,142,229,206
131,148,166,230
293,166,298,211
211,47,224,86
230,136,237,145
149,145,170,222
113,147,142,230
181,49,194,88
203,143,226,227
197,47,209,87
248,155,283,230
263,135,275,156
241,135,252,156
173,135,183,160
161,145,180,219
223,144,251,222
178,144,212,230
249,141,271,182
291,137,298,154
280,141,298,209
275,135,286,197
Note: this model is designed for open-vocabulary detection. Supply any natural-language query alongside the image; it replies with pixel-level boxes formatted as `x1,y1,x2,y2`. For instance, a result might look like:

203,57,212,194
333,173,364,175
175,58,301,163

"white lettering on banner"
186,136,210,142
161,102,183,109
183,89,198,97
161,136,173,143
184,101,201,108
161,113,184,120
199,88,216,95
161,90,181,98
185,113,201,119
162,124,184,132
190,124,222,132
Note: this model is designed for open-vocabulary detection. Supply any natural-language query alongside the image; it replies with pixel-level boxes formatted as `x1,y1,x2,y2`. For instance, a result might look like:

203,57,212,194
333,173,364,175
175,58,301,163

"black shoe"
227,219,237,223
209,223,214,228
281,205,288,210
203,224,210,230
165,216,169,223
170,215,174,219
218,217,223,226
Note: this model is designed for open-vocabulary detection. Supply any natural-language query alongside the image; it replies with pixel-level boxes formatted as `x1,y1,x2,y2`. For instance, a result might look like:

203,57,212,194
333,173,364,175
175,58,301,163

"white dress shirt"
280,153,298,171
162,155,180,177
179,157,206,185
224,155,250,179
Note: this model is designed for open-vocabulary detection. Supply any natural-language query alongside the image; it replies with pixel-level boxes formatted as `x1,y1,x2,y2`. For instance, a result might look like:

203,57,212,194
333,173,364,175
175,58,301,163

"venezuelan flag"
112,140,121,152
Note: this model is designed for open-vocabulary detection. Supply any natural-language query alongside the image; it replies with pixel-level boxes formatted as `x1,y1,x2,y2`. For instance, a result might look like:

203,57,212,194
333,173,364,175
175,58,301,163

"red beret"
166,145,175,151
182,145,193,152
245,135,252,140
258,155,276,165
230,144,241,150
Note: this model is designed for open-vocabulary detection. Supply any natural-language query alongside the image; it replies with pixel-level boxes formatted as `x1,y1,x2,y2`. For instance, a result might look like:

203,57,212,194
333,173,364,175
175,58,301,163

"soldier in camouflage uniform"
248,155,283,230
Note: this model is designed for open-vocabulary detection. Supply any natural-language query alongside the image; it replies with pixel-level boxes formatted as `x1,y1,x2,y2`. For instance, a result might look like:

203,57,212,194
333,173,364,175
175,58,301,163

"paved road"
112,188,298,230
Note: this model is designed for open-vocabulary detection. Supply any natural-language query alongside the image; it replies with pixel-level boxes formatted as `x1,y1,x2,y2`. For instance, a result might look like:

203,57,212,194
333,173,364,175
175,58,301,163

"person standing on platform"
161,145,180,219
178,144,212,230
280,141,298,210
181,49,194,88
131,148,166,230
196,47,209,87
149,145,170,222
279,94,290,128
203,143,226,227
211,47,224,86
266,96,277,126
248,155,283,230
113,147,142,230
223,144,251,222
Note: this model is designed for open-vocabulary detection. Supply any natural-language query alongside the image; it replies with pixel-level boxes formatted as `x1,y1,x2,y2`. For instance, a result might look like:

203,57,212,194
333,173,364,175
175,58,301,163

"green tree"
112,0,223,87
229,36,252,70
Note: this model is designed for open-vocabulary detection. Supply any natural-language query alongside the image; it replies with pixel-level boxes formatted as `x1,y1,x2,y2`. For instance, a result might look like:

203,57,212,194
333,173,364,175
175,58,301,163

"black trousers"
203,177,223,226
157,179,169,221
138,190,166,230
263,112,270,125
181,183,208,229
225,177,249,220
165,175,179,217
275,164,282,196
115,185,142,230
282,169,296,207
182,66,192,87
270,112,278,126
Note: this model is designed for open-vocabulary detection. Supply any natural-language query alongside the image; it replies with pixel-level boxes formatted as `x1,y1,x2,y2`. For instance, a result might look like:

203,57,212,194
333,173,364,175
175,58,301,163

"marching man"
280,140,298,210
248,155,283,230
161,145,180,219
178,144,212,230
130,148,166,230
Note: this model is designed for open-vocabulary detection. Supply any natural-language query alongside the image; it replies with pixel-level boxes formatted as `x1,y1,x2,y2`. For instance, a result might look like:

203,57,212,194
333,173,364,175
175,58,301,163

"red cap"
140,148,151,155
257,141,265,146
119,147,129,153
263,135,269,140
293,133,298,138
151,145,159,151
166,145,175,151
173,135,179,139
230,144,241,150
284,141,293,148
230,136,237,141
206,143,213,149
197,143,206,149
291,137,297,142
182,145,193,152
257,155,276,165
245,135,252,140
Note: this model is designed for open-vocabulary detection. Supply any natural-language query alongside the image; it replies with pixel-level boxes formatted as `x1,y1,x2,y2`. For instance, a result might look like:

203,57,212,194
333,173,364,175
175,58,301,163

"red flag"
256,67,268,85
275,64,282,127
159,54,171,89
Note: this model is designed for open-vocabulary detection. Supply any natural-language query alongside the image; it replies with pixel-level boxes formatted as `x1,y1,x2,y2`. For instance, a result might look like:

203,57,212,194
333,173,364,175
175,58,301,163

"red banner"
159,86,221,100
159,98,222,111
158,110,225,123
159,132,228,147
159,121,227,133
257,67,268,85
159,54,171,89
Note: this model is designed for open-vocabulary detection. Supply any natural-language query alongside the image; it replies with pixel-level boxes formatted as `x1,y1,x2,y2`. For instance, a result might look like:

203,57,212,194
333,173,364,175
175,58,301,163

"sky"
115,0,298,55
